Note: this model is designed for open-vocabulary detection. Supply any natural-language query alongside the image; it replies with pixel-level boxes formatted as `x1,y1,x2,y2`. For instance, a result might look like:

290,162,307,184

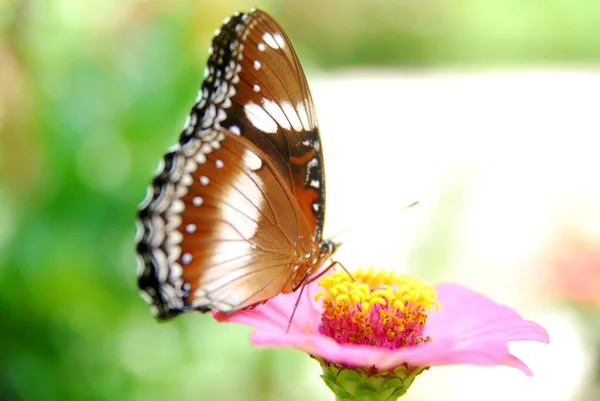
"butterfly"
135,8,338,320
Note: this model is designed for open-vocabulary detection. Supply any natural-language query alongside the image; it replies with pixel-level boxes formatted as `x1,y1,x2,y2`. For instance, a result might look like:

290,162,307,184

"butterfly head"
320,239,341,260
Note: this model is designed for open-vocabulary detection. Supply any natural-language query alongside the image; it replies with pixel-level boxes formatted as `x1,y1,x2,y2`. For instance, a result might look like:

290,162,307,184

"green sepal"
314,357,428,401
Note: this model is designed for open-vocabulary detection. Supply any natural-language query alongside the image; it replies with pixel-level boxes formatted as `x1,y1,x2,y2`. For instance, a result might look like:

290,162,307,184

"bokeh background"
1,0,599,400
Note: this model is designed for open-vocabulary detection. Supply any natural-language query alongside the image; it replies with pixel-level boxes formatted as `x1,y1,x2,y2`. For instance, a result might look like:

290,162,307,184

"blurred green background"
1,0,599,400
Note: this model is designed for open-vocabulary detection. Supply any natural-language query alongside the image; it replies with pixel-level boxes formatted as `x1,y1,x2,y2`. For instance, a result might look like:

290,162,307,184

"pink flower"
214,268,548,376
547,229,600,307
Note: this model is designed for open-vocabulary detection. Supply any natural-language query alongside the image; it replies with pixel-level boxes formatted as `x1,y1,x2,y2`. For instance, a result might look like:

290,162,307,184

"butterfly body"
136,9,335,320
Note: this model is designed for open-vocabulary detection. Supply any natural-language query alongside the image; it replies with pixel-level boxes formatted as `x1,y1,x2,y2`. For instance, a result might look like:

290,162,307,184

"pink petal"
214,281,549,375
213,281,323,333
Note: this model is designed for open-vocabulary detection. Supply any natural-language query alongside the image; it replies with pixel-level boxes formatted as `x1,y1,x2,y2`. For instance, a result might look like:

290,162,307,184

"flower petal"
426,283,549,344
213,280,323,334
214,280,548,375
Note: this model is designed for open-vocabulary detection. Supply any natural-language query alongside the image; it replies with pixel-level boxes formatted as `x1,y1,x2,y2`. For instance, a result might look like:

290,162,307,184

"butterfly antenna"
329,227,353,241
327,200,420,242
405,200,420,209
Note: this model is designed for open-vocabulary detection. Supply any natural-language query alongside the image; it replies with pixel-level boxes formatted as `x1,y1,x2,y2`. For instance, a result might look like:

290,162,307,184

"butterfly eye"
136,8,336,320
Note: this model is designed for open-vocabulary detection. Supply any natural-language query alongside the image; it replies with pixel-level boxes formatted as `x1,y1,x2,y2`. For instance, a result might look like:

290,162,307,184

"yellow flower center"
314,268,440,348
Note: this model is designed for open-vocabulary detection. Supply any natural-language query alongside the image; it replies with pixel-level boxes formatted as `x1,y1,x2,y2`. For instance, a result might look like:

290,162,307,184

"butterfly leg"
307,260,354,284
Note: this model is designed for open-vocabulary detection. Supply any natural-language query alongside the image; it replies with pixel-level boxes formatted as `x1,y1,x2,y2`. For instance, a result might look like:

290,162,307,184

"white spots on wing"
180,173,193,187
305,158,320,186
143,217,164,248
138,185,154,209
257,43,266,52
164,214,181,238
244,101,278,134
202,104,217,129
243,148,263,171
313,139,320,152
244,97,316,135
310,179,320,188
296,102,312,131
263,32,285,49
212,154,263,259
224,60,238,80
253,84,260,92
312,203,320,212
139,287,154,304
200,140,218,155
192,196,203,207
281,101,303,132
263,99,291,130
215,159,224,169
262,33,278,49
253,60,261,70
195,151,207,165
183,113,197,136
229,125,241,135
211,83,228,104
168,262,183,282
274,33,286,48
246,97,315,135
154,249,169,282
183,157,197,174
161,285,182,309
216,107,227,125
181,252,193,265
185,223,197,233
171,199,185,214
214,28,221,36
199,175,210,185
195,87,208,104
175,183,188,199
167,230,183,247
134,220,145,246
223,16,231,24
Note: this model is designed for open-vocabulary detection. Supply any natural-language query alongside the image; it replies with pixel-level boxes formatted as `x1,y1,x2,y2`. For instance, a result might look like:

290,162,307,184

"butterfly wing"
184,9,326,242
136,9,328,319
137,128,317,318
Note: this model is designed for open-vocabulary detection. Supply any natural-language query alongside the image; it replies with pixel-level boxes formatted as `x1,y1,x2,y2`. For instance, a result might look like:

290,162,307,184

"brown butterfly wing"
185,9,326,242
180,129,318,312
136,9,330,319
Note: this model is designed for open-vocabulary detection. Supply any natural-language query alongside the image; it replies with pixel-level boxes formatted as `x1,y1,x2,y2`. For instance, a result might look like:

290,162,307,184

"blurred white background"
313,69,600,400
